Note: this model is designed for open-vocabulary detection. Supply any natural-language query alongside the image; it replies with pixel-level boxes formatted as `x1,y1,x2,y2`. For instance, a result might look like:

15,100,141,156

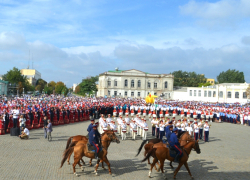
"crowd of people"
0,95,249,140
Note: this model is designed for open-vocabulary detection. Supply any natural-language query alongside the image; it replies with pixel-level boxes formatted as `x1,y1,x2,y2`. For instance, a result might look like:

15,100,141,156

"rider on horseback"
169,128,183,163
88,124,101,159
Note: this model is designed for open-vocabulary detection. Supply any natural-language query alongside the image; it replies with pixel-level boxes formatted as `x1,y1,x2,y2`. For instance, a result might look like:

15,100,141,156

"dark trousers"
173,145,182,157
4,121,9,133
204,131,209,142
194,132,199,140
191,113,193,118
44,128,47,138
13,118,18,128
159,131,165,140
184,112,187,117
152,127,155,136
230,117,233,123
199,129,203,139
156,128,159,139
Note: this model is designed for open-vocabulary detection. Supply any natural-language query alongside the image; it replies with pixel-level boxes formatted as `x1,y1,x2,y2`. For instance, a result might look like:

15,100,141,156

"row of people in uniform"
98,114,148,140
151,117,211,142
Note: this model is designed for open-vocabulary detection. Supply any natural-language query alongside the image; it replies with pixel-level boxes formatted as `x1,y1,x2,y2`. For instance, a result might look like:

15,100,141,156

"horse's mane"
178,131,187,139
101,129,114,136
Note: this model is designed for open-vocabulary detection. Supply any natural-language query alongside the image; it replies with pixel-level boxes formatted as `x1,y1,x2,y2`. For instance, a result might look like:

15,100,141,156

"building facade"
0,79,8,95
172,83,249,103
207,78,215,85
20,69,41,86
97,69,174,98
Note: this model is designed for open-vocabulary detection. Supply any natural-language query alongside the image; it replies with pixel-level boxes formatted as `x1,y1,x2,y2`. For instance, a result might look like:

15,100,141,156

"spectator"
43,116,48,139
19,115,26,134
19,127,29,139
46,120,53,141
3,110,10,134
12,106,20,128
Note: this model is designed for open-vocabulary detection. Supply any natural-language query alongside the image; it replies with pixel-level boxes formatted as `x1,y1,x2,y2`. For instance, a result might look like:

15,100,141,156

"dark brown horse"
142,140,201,179
136,131,192,169
61,131,119,176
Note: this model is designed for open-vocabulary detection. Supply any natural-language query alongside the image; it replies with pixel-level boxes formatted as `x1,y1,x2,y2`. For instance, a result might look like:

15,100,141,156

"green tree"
61,86,69,96
198,82,212,87
35,78,47,92
78,76,98,96
48,81,56,87
217,69,245,83
172,70,207,87
55,81,65,94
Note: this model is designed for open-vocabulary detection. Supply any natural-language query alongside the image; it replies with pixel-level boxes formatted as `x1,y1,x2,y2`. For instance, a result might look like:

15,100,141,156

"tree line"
172,69,245,87
2,67,69,95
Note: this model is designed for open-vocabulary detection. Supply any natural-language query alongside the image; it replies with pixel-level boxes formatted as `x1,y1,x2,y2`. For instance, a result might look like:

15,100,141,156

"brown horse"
65,130,119,166
142,140,201,179
136,131,192,169
60,131,119,176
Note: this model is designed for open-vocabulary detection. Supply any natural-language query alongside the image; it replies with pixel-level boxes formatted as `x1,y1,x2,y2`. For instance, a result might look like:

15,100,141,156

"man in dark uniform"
28,108,34,126
165,123,173,143
88,124,101,159
169,128,183,163
87,119,95,133
49,107,54,122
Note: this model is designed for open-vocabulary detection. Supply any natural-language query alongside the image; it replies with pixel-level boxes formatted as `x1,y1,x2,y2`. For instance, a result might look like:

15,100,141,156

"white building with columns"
172,83,249,103
97,69,174,98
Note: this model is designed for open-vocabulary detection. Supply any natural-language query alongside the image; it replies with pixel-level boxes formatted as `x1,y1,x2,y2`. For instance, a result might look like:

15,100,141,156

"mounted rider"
88,124,101,159
169,128,183,163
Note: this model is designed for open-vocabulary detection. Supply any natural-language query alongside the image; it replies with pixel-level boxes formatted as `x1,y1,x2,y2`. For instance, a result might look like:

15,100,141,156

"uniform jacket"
169,132,180,147
89,129,100,144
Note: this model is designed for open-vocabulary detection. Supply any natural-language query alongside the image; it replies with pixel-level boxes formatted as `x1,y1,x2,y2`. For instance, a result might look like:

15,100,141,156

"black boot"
174,154,179,163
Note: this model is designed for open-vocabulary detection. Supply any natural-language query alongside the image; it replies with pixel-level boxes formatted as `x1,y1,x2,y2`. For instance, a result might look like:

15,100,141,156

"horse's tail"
60,147,74,168
141,148,157,163
135,139,148,157
65,136,73,150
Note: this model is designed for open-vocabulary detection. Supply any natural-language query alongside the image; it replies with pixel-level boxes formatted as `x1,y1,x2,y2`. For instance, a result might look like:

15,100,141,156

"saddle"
86,142,96,153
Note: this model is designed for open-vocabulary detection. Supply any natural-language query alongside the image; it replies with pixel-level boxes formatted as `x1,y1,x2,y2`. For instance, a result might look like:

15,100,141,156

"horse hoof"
95,172,98,176
191,176,194,179
74,173,79,177
68,163,70,165
157,169,160,172
102,167,106,170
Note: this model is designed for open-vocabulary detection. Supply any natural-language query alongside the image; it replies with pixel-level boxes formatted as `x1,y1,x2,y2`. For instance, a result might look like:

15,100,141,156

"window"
235,92,239,99
154,92,157,96
208,91,211,97
204,91,207,97
138,92,140,97
147,82,151,88
108,90,110,96
108,81,111,86
125,91,127,96
138,80,141,88
114,80,117,87
227,91,231,98
114,91,117,96
154,82,157,88
190,90,192,96
124,79,128,87
243,92,247,99
131,80,134,88
198,90,201,97
164,81,168,88
219,91,223,98
194,90,196,96
131,92,134,96
213,91,216,97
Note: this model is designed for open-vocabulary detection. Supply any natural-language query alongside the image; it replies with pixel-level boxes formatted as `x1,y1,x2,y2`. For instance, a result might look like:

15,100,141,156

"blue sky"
0,0,250,87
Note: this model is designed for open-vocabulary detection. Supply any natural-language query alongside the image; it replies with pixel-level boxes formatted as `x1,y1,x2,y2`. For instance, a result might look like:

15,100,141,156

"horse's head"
193,140,201,154
106,130,120,144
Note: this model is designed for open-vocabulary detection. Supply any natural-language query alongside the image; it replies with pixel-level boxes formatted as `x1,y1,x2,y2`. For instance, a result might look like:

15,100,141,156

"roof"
107,70,124,73
0,79,8,84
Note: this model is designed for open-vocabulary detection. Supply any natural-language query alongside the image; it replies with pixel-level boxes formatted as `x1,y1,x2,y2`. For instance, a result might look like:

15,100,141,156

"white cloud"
179,0,250,27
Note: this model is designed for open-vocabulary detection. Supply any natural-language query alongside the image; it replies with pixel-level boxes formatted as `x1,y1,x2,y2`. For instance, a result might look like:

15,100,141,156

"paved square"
1,117,250,180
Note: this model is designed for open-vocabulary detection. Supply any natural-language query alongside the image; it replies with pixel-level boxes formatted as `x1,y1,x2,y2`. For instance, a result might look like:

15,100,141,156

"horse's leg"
89,158,92,166
94,158,100,175
156,161,161,172
81,158,85,165
170,161,174,169
184,162,193,178
102,159,105,170
67,150,73,165
159,159,166,178
73,158,80,177
173,162,184,179
102,156,111,175
149,158,158,178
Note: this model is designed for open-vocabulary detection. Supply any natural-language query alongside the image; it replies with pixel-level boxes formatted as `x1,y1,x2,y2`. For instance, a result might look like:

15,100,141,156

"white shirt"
204,124,210,131
125,117,130,124
24,128,29,136
185,126,193,135
159,124,165,131
12,109,20,119
194,125,199,133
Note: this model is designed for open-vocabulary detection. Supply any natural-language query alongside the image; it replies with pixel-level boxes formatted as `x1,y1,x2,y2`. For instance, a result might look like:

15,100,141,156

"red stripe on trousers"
174,145,182,155
92,142,99,153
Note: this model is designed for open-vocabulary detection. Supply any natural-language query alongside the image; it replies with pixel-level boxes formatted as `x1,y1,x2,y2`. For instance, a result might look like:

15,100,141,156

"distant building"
73,83,79,92
172,83,249,103
21,69,41,86
207,78,215,85
0,79,8,95
97,69,174,98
